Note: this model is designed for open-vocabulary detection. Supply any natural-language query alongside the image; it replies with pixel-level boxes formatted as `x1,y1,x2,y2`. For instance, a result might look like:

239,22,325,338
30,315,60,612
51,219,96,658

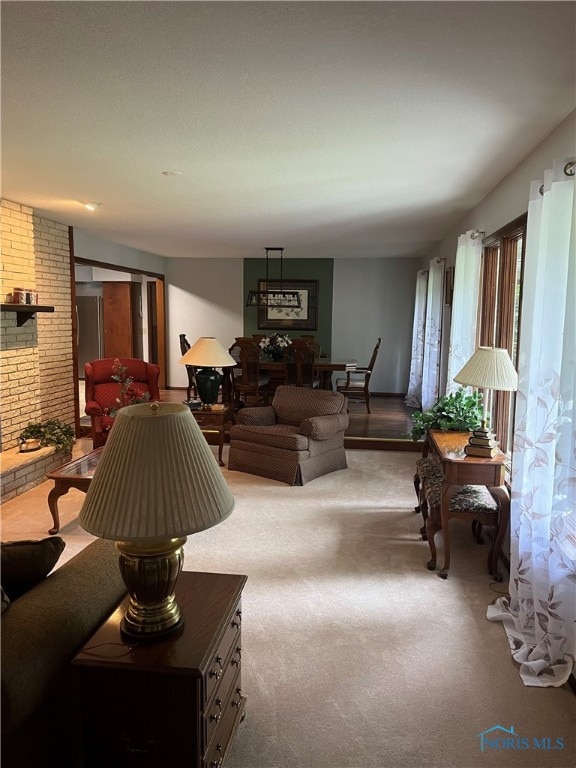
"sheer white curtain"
420,258,445,411
487,158,575,686
405,270,428,408
445,232,482,394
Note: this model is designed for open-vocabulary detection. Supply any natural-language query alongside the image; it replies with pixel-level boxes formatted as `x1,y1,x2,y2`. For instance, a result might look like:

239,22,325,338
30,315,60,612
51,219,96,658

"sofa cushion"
1,537,66,602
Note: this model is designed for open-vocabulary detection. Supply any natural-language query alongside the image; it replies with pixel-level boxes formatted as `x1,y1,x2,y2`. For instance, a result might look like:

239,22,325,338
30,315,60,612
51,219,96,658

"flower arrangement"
258,333,292,361
110,358,151,415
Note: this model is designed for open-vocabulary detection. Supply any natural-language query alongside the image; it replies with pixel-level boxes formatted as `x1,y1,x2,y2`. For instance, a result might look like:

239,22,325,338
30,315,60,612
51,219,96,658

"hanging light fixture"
246,247,302,309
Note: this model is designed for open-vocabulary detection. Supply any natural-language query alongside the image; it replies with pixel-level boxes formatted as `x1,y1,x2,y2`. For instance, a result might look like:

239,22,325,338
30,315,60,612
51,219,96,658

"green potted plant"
410,387,483,441
19,418,75,453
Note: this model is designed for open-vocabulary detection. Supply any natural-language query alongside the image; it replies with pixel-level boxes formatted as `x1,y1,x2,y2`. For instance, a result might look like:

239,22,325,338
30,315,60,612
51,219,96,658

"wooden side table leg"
47,483,67,534
439,485,458,579
426,510,440,570
218,426,225,466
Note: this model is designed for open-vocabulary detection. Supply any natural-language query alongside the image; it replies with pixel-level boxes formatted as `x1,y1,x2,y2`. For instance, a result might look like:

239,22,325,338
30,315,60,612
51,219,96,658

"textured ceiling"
2,1,575,259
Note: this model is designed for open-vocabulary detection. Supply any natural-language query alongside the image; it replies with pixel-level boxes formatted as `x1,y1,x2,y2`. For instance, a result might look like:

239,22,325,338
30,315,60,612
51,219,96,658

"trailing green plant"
19,418,75,453
410,387,483,441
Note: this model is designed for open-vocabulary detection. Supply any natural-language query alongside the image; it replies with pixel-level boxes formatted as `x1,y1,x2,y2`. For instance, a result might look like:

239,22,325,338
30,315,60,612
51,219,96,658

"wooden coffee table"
46,448,103,534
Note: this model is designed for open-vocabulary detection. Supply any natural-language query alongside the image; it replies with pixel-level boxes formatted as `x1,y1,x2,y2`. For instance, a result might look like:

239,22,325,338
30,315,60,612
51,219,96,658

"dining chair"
335,337,381,413
179,333,197,401
283,343,320,388
228,338,271,406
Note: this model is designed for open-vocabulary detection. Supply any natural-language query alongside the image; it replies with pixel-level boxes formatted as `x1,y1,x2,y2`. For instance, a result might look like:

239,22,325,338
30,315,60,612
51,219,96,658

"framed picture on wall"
257,279,318,330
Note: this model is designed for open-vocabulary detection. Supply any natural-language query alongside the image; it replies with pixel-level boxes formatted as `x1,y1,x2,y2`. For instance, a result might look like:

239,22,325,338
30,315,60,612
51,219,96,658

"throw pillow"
1,537,66,602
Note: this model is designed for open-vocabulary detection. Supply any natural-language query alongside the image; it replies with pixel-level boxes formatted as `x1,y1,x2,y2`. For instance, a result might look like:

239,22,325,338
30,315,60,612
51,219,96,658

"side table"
188,404,236,466
72,571,247,768
45,448,103,534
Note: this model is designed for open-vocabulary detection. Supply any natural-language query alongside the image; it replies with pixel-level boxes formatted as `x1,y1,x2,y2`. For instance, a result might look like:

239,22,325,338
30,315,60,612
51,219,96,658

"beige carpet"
2,445,575,768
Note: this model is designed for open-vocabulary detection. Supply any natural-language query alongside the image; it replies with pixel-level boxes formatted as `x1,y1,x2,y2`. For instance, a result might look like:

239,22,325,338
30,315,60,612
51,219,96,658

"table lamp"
79,402,235,639
179,337,236,407
453,346,518,457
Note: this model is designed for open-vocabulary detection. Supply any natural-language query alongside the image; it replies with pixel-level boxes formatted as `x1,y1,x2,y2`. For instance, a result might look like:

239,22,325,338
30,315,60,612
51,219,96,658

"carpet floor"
2,444,574,767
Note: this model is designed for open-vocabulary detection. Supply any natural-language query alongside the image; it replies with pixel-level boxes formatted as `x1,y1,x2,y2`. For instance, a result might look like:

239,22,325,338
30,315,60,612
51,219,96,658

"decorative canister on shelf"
13,288,27,304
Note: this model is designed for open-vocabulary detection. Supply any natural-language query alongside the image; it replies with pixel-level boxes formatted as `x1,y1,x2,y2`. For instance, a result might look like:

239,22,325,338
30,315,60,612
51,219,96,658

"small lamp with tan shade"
79,402,235,640
453,346,518,457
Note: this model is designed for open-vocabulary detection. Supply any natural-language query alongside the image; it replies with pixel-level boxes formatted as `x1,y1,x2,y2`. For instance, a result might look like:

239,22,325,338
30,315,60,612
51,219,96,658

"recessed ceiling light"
161,170,183,176
79,201,102,211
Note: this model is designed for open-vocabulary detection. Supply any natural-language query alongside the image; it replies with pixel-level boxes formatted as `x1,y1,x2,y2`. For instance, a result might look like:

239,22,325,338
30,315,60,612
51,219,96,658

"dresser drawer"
205,604,242,704
203,668,245,768
204,643,241,749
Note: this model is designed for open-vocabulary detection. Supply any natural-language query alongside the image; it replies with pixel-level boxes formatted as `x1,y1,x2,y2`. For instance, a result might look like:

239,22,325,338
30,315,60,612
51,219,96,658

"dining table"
222,356,357,401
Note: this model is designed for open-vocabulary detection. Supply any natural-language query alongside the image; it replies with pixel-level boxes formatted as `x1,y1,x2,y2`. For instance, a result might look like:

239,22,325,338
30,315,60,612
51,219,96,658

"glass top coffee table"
46,448,103,534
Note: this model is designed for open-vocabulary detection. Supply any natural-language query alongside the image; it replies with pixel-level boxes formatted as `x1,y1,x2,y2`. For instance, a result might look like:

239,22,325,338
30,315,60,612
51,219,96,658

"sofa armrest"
85,399,104,416
299,412,349,440
1,538,126,736
237,406,277,426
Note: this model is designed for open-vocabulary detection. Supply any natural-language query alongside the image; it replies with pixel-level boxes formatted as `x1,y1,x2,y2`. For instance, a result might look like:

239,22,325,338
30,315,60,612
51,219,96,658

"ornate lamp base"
195,367,222,407
115,538,187,639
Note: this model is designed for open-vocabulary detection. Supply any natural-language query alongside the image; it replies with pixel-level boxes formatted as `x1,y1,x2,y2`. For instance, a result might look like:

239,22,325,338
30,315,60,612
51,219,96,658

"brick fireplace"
1,199,75,498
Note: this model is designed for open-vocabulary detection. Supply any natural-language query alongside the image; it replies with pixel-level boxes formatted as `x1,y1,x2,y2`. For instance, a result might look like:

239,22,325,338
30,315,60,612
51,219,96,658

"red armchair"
84,358,161,448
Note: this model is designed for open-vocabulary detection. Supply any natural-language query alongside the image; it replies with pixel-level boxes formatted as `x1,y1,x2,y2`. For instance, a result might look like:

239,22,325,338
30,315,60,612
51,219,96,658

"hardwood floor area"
160,389,421,451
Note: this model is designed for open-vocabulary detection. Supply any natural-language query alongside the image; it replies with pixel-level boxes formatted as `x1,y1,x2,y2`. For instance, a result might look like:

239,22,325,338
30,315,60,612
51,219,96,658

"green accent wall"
243,259,334,356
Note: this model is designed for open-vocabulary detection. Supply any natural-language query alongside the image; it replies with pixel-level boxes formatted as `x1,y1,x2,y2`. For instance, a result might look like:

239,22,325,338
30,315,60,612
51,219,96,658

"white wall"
332,258,421,393
430,109,575,391
73,230,166,275
165,258,244,388
429,109,576,267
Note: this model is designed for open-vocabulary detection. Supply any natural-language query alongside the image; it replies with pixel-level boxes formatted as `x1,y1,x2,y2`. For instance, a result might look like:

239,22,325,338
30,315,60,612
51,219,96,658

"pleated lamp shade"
79,403,234,540
179,337,236,367
453,346,518,391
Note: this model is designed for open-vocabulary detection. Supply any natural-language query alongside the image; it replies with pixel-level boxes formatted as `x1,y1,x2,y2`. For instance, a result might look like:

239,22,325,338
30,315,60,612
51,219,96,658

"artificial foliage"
410,387,483,441
19,418,75,453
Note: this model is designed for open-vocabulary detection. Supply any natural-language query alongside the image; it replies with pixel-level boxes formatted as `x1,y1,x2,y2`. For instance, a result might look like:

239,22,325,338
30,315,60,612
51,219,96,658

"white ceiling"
2,1,574,260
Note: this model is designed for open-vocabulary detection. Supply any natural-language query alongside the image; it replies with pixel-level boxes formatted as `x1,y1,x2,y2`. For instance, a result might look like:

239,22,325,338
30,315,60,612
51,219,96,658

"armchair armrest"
85,400,104,416
236,405,277,426
299,413,349,440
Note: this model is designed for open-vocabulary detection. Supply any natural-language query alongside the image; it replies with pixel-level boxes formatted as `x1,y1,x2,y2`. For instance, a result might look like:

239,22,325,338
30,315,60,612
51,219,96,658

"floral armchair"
228,385,349,485
84,358,161,448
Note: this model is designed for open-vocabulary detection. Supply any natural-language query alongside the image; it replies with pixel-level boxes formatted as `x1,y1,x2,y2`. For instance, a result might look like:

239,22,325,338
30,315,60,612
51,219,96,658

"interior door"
103,282,134,358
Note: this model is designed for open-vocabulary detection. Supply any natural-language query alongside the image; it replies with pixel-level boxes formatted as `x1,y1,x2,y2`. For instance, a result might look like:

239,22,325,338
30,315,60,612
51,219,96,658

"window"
478,215,526,454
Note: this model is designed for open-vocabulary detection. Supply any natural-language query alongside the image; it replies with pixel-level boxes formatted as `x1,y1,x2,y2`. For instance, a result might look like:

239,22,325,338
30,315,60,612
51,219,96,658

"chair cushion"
230,423,310,451
1,537,66,602
335,378,365,390
425,482,498,514
416,457,443,483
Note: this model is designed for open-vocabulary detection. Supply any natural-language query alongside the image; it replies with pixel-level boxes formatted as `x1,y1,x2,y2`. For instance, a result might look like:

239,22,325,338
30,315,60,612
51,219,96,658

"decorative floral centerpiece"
259,333,292,361
110,358,151,415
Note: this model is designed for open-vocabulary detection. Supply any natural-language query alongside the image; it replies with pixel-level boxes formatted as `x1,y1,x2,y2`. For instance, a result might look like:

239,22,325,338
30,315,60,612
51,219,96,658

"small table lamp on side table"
454,346,518,457
79,402,235,640
180,336,236,407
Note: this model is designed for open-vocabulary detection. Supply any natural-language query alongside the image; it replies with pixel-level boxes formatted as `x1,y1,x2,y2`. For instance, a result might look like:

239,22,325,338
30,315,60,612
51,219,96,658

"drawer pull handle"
232,609,242,628
210,697,223,722
211,743,224,767
231,646,242,666
210,656,224,679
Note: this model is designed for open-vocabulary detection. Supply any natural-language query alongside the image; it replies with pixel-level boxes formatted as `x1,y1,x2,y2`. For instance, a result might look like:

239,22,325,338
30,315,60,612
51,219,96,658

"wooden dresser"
72,571,247,768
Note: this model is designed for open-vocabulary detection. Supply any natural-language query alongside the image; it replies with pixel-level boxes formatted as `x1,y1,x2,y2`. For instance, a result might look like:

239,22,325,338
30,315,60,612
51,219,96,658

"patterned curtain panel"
420,258,445,411
487,158,576,686
405,270,429,408
445,232,482,394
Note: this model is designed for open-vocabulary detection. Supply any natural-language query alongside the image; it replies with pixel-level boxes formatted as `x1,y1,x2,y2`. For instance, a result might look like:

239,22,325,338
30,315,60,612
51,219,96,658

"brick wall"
1,199,75,451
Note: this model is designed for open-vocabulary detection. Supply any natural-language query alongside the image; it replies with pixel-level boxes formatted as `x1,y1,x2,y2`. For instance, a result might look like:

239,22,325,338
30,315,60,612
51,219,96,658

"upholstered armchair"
228,385,349,485
84,358,161,448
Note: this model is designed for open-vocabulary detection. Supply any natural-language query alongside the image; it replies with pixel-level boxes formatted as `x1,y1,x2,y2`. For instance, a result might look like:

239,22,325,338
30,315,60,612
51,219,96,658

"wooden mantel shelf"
0,304,55,326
